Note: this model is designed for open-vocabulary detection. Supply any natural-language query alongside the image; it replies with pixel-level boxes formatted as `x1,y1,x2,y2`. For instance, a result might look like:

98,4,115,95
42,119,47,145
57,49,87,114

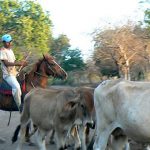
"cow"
47,86,96,150
75,86,95,150
12,87,92,150
93,79,150,150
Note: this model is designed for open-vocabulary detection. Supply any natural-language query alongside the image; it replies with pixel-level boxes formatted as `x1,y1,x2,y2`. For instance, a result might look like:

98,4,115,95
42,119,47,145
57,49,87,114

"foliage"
50,34,86,72
50,34,86,85
61,48,86,72
93,24,147,80
50,75,74,85
0,0,52,59
51,34,70,53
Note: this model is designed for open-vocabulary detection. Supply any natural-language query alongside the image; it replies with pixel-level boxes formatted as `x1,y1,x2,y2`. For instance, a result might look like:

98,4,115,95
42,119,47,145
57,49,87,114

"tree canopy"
93,24,149,80
50,34,86,72
0,0,52,59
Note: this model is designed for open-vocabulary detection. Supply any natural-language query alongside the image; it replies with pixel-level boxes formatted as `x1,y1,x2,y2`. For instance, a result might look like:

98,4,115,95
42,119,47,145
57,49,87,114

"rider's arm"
2,59,23,67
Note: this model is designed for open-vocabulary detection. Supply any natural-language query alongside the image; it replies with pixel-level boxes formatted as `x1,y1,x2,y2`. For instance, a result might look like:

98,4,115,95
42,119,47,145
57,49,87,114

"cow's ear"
64,101,79,111
59,101,79,120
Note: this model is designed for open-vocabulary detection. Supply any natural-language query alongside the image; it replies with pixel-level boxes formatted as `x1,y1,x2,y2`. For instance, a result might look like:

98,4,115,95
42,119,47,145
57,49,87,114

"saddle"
0,79,26,96
0,79,27,111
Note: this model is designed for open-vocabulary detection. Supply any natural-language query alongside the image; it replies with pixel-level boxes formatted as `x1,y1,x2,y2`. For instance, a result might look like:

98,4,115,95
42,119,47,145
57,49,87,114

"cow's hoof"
0,137,6,144
76,147,81,150
64,144,71,148
28,142,36,146
25,137,31,143
25,139,35,146
59,147,65,150
49,140,55,145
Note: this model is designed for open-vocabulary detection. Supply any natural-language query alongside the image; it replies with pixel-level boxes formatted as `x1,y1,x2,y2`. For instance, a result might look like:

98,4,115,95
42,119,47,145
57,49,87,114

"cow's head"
59,89,92,126
75,93,93,125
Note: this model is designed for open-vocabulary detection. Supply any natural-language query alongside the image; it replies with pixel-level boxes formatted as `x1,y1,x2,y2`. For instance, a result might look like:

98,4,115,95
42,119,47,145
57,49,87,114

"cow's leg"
25,122,31,142
111,128,130,150
111,135,129,150
35,129,46,150
55,129,68,150
124,142,130,150
85,124,90,144
93,126,112,150
93,110,116,149
49,129,55,144
71,125,81,149
146,145,150,150
78,125,87,150
16,126,26,150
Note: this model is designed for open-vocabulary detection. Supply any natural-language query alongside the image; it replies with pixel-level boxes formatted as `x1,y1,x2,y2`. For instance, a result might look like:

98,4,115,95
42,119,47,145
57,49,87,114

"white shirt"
0,48,17,78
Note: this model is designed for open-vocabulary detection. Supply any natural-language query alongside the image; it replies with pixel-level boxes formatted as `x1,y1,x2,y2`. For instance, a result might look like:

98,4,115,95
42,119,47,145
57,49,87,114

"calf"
12,87,91,150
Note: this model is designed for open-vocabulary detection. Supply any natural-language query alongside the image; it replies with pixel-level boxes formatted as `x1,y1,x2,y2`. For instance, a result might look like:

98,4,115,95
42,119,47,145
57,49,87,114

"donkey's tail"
12,124,21,143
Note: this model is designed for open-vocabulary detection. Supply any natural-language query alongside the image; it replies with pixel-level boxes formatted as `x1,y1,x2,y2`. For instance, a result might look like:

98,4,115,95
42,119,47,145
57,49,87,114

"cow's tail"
12,124,21,143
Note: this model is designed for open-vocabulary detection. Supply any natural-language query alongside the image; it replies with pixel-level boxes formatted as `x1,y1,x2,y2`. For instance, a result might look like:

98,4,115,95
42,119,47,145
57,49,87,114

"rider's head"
1,34,12,48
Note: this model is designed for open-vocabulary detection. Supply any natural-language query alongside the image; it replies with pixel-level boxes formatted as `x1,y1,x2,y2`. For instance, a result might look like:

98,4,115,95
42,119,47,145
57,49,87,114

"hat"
2,34,12,42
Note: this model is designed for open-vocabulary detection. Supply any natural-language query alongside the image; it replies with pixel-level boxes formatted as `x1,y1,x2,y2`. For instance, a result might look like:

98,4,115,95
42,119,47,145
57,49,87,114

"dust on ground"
0,110,148,150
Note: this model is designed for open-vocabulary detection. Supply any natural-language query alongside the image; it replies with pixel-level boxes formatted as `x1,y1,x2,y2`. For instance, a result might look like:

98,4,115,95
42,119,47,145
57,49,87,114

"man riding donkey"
0,34,28,113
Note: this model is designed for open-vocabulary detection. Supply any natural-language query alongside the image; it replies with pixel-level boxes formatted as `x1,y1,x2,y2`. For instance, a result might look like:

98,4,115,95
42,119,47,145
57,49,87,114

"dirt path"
0,111,57,150
0,110,148,150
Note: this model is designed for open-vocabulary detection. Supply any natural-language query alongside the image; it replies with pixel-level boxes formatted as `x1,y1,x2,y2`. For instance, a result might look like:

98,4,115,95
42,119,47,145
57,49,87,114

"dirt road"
0,111,57,150
0,110,148,150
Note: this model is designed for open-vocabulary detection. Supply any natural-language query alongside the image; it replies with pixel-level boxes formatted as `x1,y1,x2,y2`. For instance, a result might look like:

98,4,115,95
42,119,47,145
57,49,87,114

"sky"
37,0,145,60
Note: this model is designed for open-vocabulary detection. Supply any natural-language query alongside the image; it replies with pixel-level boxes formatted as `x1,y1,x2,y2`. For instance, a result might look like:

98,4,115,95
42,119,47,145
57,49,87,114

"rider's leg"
4,75,22,112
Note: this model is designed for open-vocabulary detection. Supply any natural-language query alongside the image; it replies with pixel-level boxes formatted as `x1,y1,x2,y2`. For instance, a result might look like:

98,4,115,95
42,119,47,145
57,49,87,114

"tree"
50,34,86,85
51,34,70,52
0,0,52,59
93,24,146,80
61,48,86,72
50,34,85,71
50,34,70,63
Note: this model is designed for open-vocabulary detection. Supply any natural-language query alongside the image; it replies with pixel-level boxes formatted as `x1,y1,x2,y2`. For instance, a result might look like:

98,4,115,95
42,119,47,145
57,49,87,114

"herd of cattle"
11,79,150,150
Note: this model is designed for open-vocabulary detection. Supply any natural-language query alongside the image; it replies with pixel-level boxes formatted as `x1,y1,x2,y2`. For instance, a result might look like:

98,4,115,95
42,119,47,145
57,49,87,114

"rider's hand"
19,60,28,67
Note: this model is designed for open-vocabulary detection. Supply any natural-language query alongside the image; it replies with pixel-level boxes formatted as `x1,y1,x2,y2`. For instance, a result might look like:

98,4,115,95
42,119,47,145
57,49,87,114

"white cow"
93,79,150,150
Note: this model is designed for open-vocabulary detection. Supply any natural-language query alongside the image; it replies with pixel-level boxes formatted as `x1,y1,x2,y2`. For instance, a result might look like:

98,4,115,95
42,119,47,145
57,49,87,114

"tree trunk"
124,60,131,80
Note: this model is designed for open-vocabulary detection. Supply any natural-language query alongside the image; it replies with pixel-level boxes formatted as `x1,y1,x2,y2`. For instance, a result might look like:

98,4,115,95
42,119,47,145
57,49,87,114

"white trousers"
4,75,22,107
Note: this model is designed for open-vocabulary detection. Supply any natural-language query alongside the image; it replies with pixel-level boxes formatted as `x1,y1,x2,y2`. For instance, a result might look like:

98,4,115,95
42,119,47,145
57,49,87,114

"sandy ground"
0,110,58,150
0,110,148,150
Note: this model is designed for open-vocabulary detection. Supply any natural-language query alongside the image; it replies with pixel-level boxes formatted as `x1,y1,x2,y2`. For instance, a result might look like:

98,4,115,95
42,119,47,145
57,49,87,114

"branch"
127,52,137,61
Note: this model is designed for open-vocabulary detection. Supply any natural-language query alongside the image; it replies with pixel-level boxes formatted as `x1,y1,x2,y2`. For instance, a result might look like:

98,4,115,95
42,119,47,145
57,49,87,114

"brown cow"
12,87,92,150
75,86,95,150
47,86,95,150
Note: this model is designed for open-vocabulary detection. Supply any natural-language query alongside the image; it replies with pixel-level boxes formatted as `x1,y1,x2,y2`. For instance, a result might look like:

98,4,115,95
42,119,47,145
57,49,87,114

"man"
0,34,27,112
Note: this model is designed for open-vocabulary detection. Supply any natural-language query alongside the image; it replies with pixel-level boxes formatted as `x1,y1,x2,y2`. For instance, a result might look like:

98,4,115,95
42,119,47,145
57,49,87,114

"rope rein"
34,71,49,78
